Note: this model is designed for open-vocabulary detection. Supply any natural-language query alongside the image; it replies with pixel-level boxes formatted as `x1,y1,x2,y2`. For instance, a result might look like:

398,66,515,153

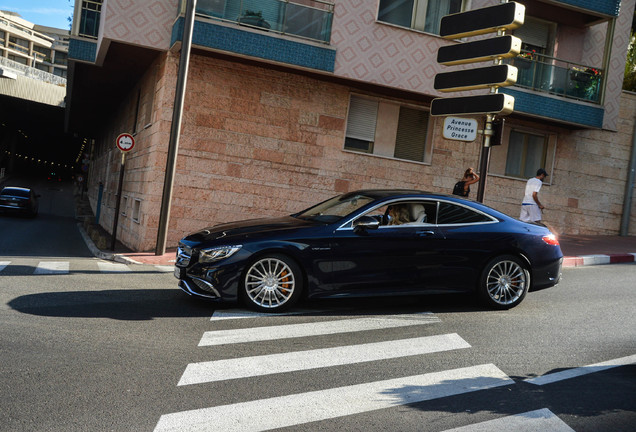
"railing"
0,56,67,86
507,50,604,104
193,0,334,44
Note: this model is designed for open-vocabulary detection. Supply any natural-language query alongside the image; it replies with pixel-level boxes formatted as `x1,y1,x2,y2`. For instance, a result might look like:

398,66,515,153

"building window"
53,51,68,66
378,0,463,35
79,0,102,39
132,199,141,223
505,130,548,179
344,95,431,164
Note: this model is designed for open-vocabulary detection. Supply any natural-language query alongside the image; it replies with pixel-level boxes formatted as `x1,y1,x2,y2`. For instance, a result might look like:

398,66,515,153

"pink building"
66,0,636,252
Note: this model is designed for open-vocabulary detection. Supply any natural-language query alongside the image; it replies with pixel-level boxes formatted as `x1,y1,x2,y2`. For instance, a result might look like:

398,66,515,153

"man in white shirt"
520,168,548,222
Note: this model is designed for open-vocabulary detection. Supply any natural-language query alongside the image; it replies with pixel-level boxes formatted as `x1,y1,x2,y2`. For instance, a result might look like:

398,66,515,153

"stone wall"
87,52,636,252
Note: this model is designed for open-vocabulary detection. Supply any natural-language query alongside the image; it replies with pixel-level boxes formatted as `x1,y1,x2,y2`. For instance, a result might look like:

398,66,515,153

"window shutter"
345,96,378,142
514,18,550,48
394,107,428,162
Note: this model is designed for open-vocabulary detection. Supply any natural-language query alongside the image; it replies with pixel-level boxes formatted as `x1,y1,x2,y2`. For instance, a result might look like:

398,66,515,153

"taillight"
542,234,560,246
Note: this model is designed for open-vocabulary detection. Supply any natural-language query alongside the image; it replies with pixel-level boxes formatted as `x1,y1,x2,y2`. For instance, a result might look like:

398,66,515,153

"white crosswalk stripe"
525,354,636,386
441,408,575,432
199,313,440,346
0,260,177,274
97,262,132,273
34,261,69,275
210,308,325,320
179,333,470,386
156,364,513,432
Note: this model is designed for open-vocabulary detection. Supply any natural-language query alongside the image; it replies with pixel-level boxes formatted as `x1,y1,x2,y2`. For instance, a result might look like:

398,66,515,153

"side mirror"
353,216,380,233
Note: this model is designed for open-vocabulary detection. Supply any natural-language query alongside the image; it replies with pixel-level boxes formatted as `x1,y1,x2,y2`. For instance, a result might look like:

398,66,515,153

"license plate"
174,266,183,279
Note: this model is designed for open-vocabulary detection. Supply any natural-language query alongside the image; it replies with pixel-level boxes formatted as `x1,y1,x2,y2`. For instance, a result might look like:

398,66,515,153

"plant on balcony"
238,10,271,30
570,66,602,99
515,50,536,69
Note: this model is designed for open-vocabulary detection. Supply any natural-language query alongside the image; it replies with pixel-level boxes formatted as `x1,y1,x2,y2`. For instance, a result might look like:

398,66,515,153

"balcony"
193,0,334,44
508,51,604,104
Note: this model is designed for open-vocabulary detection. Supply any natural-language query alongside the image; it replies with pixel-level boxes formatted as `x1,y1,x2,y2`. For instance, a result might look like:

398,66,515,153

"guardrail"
0,56,67,86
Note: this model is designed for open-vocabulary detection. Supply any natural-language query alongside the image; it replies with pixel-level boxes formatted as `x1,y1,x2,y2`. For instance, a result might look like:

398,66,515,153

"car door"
432,200,500,290
320,200,446,297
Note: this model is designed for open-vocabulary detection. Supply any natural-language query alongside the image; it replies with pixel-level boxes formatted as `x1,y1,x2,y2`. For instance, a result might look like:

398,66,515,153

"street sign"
116,133,135,152
434,64,517,92
431,94,514,117
437,35,521,66
442,117,478,142
440,2,525,39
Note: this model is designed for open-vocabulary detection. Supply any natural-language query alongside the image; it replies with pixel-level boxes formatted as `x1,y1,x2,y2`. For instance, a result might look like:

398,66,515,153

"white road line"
179,333,470,386
0,261,9,272
97,262,131,273
441,408,575,432
157,364,512,432
525,354,636,386
199,313,440,346
34,261,69,275
210,308,325,320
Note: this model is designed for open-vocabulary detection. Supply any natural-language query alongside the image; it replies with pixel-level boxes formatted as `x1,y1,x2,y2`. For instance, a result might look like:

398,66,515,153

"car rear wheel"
242,254,303,312
479,255,529,309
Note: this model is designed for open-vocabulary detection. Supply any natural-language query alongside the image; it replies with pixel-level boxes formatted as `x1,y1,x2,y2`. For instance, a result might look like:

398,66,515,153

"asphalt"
77,225,636,269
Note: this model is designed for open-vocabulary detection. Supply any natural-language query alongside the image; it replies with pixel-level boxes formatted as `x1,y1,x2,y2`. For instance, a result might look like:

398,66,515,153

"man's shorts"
520,203,542,222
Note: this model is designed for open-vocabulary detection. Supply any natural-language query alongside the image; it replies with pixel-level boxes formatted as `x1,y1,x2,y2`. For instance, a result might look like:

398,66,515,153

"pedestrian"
520,168,549,223
452,168,480,197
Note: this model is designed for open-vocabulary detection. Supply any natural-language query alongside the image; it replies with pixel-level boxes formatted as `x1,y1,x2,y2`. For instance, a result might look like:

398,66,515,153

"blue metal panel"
501,88,605,128
68,39,97,63
553,0,621,16
171,17,336,72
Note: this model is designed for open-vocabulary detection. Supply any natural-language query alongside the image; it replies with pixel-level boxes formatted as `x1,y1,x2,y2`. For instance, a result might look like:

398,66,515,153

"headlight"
198,245,242,263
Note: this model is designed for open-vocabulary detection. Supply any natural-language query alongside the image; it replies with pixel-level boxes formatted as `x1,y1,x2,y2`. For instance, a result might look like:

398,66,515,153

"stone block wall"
87,50,636,252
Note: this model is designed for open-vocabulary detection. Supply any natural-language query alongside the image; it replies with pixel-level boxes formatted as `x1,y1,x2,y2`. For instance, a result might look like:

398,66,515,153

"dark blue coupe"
175,190,563,312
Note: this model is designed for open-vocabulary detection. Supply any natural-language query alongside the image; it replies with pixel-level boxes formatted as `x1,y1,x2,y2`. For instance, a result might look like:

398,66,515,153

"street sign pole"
476,113,494,203
431,1,525,202
111,151,126,251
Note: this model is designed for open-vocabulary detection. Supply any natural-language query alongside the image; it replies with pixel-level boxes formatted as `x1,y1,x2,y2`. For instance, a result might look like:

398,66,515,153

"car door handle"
416,230,436,237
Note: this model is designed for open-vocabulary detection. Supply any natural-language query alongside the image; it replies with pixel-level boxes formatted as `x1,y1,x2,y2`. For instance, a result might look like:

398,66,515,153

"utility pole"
155,0,197,255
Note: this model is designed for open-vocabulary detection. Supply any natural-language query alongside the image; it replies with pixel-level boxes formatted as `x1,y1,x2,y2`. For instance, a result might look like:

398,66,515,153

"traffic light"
490,119,505,146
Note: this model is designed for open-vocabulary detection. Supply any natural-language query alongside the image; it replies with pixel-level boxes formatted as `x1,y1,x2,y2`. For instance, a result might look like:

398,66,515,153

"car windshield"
295,193,376,223
1,188,30,198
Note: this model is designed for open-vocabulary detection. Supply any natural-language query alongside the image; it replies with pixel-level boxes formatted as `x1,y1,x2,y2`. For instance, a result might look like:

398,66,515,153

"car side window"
437,202,491,225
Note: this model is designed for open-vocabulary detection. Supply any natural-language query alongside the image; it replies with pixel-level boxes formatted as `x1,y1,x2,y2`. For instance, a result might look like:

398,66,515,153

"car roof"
342,189,453,199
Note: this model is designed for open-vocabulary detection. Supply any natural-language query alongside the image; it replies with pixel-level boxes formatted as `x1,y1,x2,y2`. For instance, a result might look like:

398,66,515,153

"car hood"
183,216,319,244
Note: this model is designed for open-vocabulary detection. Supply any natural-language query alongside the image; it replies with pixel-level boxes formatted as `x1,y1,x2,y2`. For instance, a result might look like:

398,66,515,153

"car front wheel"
242,254,303,312
479,255,529,310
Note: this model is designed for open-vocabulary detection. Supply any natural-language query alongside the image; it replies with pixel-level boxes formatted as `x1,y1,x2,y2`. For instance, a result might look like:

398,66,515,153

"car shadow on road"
7,289,215,321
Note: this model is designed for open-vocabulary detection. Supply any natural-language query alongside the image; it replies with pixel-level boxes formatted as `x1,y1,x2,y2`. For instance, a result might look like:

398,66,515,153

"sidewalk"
78,224,636,269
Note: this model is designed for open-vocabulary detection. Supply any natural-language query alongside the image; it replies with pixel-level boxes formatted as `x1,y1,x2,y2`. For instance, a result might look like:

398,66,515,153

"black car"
0,186,40,217
175,190,563,312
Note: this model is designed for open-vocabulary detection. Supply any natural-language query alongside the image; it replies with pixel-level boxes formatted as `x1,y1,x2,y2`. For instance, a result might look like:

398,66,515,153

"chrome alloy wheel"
245,257,296,309
485,259,528,306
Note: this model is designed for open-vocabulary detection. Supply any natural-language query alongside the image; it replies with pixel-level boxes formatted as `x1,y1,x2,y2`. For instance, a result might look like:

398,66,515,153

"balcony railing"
194,0,334,44
507,50,604,104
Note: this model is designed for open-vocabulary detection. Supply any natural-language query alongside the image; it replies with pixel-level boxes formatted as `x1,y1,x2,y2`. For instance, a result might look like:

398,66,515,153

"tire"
241,254,303,312
479,255,530,310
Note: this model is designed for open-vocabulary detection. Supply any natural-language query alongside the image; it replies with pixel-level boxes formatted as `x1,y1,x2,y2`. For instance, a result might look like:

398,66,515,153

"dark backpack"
452,181,466,196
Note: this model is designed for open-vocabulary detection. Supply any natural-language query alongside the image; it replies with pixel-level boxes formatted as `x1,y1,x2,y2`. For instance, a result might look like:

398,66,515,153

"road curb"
562,253,636,267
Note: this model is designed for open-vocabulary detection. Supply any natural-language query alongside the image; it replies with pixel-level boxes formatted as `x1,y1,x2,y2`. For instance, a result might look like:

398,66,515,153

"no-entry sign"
116,133,135,152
